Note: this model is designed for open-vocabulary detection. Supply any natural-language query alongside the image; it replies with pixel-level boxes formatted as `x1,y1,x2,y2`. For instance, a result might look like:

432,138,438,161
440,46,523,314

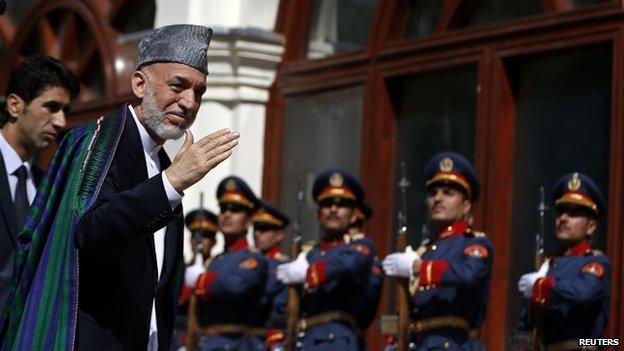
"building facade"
2,0,624,349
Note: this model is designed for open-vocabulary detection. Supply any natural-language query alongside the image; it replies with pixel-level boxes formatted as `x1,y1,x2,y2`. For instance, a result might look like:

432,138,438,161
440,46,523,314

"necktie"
13,165,29,227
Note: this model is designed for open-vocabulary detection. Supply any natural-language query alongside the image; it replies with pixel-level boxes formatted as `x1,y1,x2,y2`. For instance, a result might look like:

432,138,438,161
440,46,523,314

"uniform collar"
227,237,249,252
265,247,282,259
435,221,468,240
560,241,592,256
319,238,343,250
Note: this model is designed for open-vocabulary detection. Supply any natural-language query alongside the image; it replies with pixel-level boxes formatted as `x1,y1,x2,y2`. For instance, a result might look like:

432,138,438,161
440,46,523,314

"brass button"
431,245,437,251
444,341,450,349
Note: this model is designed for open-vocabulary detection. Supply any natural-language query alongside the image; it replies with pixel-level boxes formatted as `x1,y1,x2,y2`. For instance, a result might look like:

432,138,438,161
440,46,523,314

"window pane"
306,0,377,59
280,86,363,243
404,0,444,39
505,44,611,347
468,0,542,28
391,66,478,247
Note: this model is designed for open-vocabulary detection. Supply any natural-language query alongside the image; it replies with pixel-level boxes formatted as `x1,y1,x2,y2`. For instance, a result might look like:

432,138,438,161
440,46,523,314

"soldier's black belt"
199,324,265,337
410,316,480,338
299,310,357,331
545,340,597,351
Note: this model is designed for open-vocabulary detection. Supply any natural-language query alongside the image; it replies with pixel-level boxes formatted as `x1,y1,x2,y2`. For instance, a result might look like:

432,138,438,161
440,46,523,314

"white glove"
517,261,550,298
276,251,309,284
184,254,205,287
382,246,420,278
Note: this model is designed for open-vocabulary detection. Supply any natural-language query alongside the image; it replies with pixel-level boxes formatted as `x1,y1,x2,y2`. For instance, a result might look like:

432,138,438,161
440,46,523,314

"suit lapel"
157,149,181,286
118,110,158,273
118,113,148,188
0,151,17,242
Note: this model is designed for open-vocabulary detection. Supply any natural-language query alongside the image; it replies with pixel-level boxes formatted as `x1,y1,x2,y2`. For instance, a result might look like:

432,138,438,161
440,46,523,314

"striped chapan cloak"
1,105,184,350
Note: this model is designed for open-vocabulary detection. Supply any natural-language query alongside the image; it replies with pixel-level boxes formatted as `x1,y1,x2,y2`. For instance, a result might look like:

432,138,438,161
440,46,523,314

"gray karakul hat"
136,24,213,74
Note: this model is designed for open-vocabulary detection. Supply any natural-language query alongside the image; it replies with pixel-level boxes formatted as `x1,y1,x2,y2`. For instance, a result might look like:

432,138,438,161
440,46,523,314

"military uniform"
294,168,376,351
351,201,385,351
299,235,376,351
519,172,611,350
410,222,492,350
191,176,269,351
181,208,218,351
404,152,492,350
252,201,291,350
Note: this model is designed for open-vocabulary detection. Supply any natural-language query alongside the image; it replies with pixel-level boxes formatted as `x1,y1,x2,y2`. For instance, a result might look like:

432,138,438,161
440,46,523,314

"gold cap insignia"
225,179,237,191
439,157,454,172
567,172,581,191
329,172,344,187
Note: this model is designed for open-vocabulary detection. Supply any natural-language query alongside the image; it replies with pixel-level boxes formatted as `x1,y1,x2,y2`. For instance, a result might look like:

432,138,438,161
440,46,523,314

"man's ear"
276,230,286,243
6,93,25,119
131,70,147,99
348,209,358,226
462,200,472,218
586,218,597,237
245,216,253,230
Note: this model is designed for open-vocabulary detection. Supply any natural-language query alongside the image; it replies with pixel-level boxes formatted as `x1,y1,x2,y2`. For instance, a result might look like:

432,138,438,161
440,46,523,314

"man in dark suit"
73,24,239,351
0,55,79,313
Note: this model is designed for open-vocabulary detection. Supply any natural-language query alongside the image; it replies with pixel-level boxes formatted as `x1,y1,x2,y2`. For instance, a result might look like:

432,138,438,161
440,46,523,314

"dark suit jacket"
75,111,184,351
0,149,43,312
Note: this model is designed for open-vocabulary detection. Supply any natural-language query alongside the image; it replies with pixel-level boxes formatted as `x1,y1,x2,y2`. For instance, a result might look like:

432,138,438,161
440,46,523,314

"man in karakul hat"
1,24,239,351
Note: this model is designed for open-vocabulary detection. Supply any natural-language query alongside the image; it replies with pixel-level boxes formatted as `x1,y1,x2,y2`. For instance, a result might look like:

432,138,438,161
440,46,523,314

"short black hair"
1,55,79,126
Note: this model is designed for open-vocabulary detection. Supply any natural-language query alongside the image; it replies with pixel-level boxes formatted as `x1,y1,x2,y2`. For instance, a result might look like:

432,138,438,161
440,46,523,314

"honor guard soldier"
180,208,218,350
382,152,493,351
349,201,384,351
187,208,219,263
517,172,611,350
184,176,268,351
276,167,376,351
252,201,291,350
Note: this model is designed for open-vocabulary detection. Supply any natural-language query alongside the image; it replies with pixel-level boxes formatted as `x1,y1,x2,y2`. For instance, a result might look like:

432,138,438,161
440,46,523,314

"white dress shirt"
128,106,182,350
0,131,36,204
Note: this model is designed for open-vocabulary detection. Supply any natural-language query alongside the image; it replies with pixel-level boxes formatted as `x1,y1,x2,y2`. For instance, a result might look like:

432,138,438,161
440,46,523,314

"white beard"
141,87,186,140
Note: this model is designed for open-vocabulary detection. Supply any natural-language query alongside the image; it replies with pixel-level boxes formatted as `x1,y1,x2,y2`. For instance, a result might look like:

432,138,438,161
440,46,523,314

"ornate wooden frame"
268,1,624,349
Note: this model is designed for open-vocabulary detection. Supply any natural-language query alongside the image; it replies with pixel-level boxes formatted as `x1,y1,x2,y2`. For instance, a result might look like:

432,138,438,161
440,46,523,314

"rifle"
535,186,546,270
285,182,304,351
192,193,207,258
531,186,547,351
395,162,410,351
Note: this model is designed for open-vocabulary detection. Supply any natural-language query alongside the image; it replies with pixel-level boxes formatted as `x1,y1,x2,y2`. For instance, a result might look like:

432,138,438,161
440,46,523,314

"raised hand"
276,252,309,284
518,260,550,298
382,245,420,278
165,128,239,193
